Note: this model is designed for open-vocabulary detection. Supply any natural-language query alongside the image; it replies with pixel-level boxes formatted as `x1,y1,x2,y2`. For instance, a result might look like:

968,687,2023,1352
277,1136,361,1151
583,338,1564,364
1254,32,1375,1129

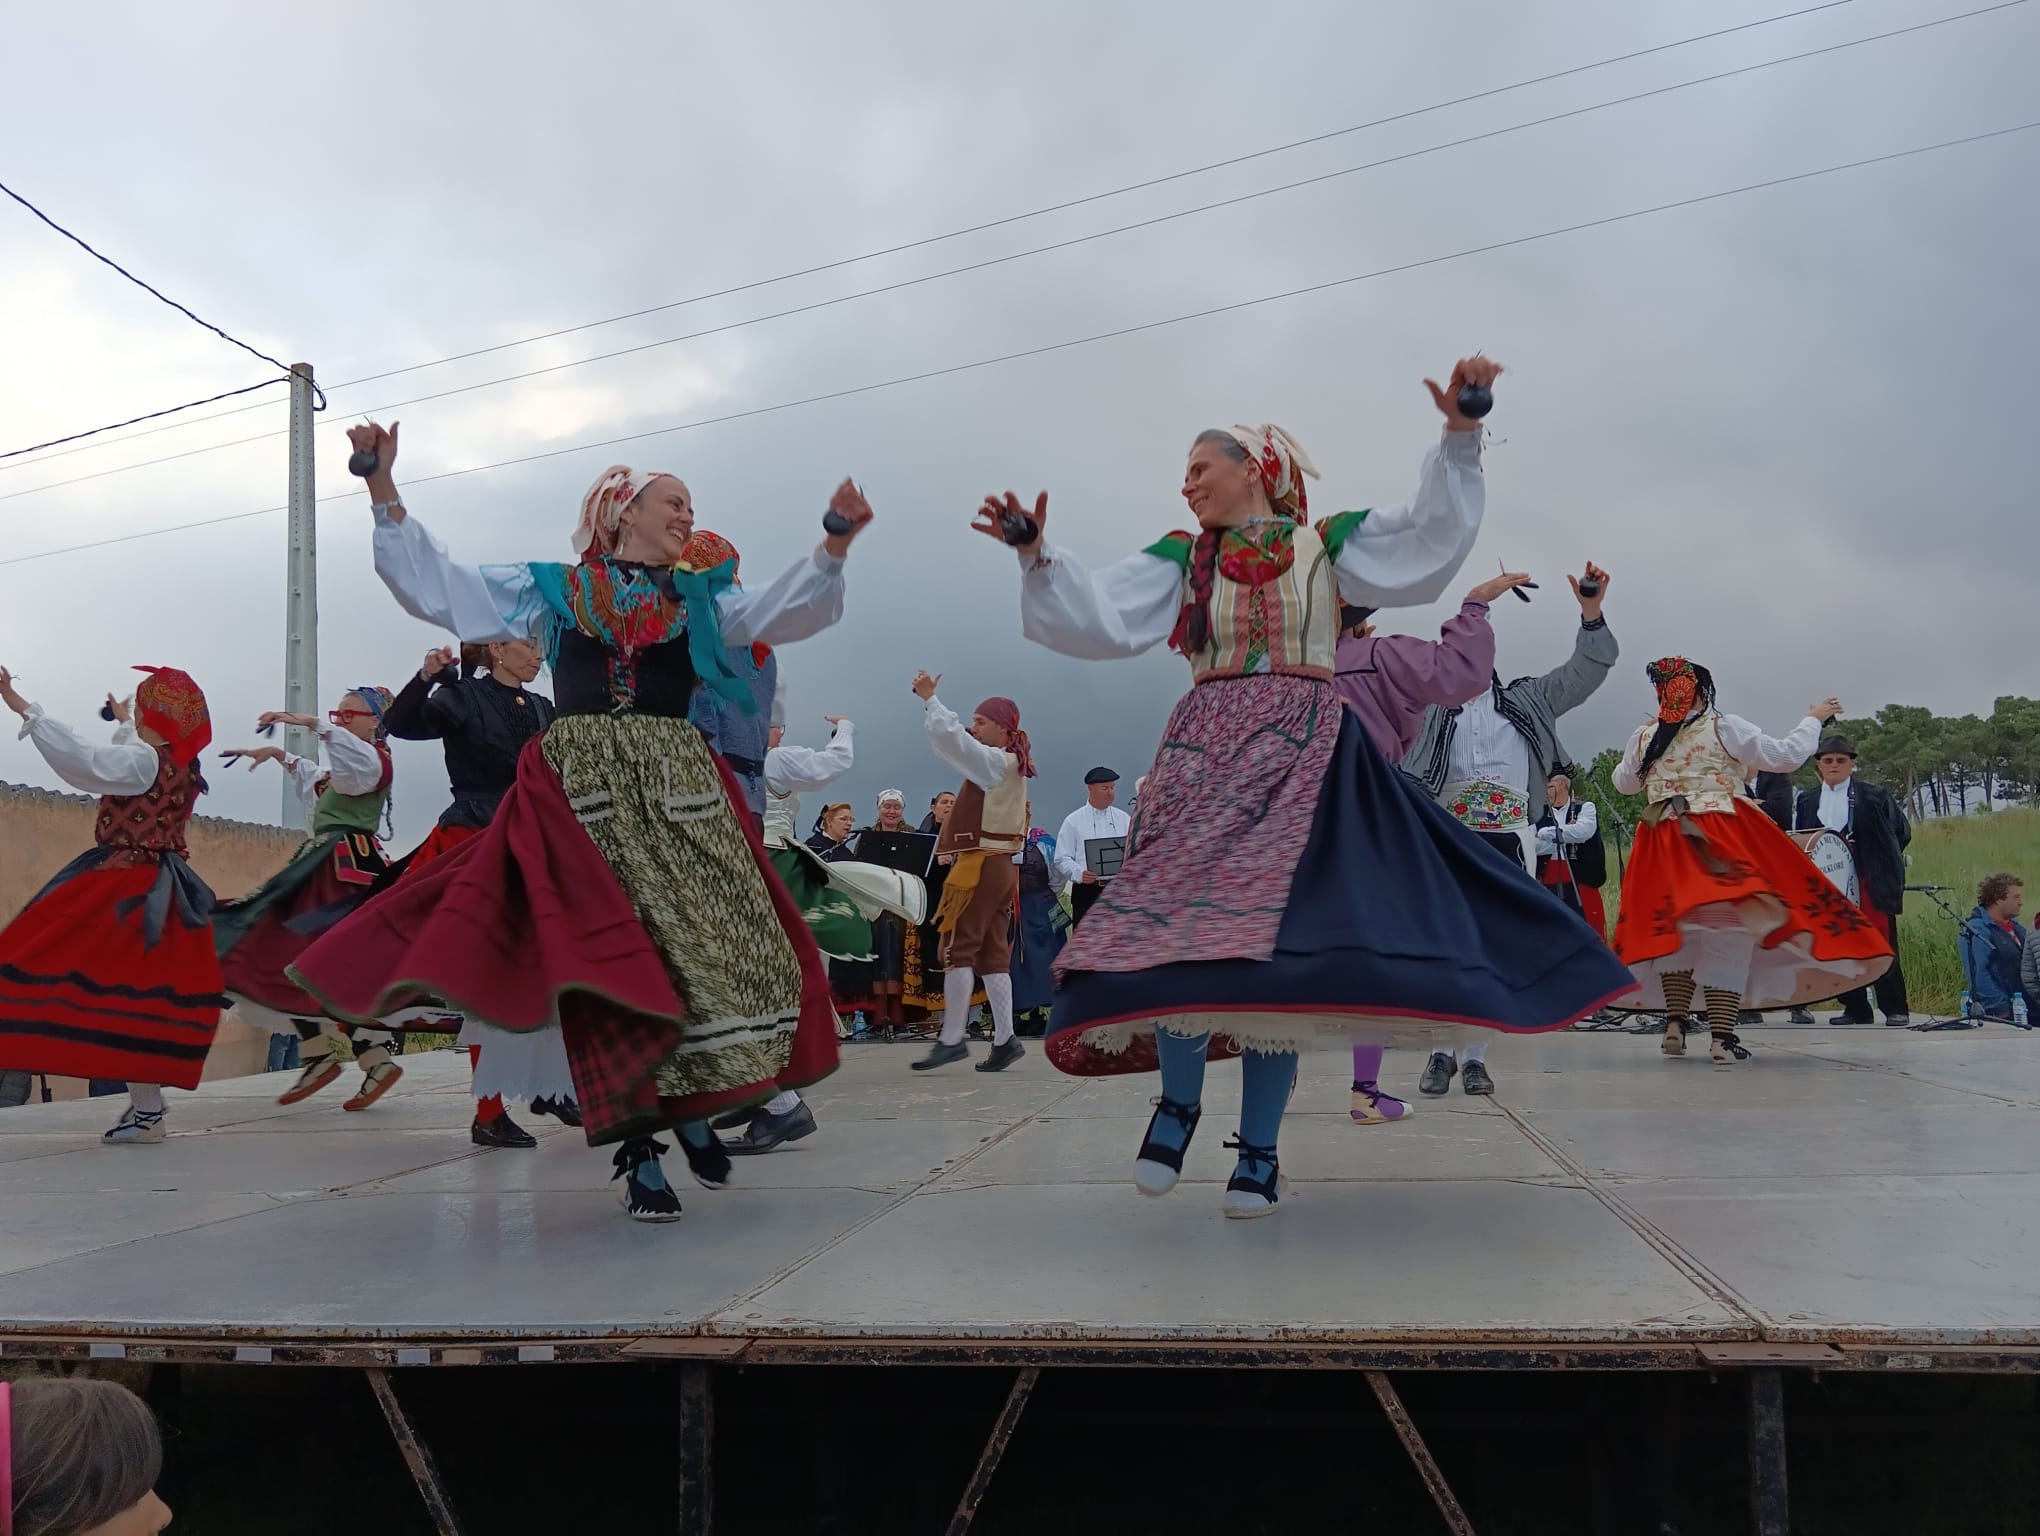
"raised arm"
1370,599,1497,711
1320,427,1486,609
1018,543,1183,660
922,694,1009,790
14,705,159,796
1717,712,1826,775
767,720,856,794
717,547,847,648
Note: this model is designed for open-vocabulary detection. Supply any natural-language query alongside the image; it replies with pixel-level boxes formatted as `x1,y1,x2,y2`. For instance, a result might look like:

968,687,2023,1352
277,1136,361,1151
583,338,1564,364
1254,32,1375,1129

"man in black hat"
1053,767,1131,928
1794,735,1911,1025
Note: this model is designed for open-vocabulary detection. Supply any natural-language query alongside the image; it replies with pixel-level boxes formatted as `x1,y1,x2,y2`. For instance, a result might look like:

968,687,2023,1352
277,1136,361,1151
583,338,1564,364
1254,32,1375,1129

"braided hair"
1168,431,1252,658
1636,661,1716,780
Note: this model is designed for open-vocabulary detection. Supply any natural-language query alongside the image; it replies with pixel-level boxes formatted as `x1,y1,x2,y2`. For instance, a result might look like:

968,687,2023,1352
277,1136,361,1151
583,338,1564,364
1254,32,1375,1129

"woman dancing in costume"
384,641,580,1148
982,358,1634,1216
212,685,414,1111
1330,568,1520,1122
289,422,864,1222
1611,660,1891,1063
0,666,225,1144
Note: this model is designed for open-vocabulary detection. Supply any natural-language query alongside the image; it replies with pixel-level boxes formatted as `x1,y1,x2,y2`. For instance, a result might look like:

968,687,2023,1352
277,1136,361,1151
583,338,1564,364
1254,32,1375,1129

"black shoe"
1461,1061,1495,1096
529,1095,583,1128
1133,1097,1202,1197
677,1127,733,1190
710,1105,757,1132
1787,1007,1816,1026
471,1112,538,1149
975,1039,1026,1073
1221,1137,1283,1218
726,1100,818,1155
1833,1013,1874,1027
1883,1013,1912,1028
1418,1052,1456,1096
911,1041,970,1071
611,1138,682,1223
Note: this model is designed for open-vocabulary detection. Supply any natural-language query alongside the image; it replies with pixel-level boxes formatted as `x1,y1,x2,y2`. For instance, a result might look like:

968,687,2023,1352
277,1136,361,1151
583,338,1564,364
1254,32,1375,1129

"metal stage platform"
4,1024,2038,1533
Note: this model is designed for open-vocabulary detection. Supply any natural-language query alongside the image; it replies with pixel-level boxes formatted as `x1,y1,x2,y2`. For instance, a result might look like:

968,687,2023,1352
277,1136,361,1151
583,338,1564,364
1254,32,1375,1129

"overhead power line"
6,0,2019,508
0,180,324,459
4,116,2031,571
0,0,1852,474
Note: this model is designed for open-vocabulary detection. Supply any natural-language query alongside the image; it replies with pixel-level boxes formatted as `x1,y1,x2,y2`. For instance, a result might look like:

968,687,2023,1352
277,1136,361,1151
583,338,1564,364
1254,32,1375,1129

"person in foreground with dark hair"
1612,660,1890,1063
3,1375,172,1535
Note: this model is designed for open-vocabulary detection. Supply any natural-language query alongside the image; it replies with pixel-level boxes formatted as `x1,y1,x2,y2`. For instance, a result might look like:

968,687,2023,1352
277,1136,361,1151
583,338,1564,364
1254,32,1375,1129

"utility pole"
282,363,319,829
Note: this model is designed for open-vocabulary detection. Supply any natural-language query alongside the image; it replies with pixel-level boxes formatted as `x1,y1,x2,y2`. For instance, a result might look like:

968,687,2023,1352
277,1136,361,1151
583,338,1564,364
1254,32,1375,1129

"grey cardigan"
1402,618,1620,827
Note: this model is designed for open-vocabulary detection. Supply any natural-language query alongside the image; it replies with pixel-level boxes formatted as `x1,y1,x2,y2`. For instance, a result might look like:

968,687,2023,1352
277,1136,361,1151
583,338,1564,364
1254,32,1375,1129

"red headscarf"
1647,656,1700,724
974,697,1036,779
131,666,210,765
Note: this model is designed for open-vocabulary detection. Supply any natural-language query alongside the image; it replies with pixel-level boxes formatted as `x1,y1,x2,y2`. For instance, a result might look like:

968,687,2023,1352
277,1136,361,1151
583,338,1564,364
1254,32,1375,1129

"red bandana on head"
131,666,211,764
974,696,1037,779
679,529,771,668
1646,656,1699,724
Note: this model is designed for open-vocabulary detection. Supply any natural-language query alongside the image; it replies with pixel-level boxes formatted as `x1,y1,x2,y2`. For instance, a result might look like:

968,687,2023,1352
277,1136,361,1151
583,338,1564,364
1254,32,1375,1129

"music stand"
854,829,938,879
1084,836,1127,881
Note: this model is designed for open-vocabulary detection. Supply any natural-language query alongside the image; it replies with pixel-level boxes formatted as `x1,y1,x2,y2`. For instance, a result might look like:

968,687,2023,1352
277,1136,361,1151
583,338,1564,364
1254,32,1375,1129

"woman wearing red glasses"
213,684,419,1110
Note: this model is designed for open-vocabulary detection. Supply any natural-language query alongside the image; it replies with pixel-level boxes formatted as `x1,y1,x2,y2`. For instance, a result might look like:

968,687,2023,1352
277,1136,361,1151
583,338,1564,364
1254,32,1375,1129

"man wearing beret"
1054,767,1131,928
1794,735,1912,1026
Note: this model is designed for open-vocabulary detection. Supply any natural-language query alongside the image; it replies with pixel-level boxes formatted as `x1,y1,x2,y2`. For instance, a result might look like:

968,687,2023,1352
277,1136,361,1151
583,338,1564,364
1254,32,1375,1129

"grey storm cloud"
0,0,2034,845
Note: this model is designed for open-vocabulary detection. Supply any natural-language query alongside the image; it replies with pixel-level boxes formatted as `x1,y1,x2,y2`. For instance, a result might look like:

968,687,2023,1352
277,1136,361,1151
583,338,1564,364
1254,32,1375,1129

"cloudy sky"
1,0,2034,847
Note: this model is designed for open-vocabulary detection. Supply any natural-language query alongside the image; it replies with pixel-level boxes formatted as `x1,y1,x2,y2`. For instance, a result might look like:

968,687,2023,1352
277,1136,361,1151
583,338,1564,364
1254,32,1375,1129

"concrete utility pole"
282,363,319,829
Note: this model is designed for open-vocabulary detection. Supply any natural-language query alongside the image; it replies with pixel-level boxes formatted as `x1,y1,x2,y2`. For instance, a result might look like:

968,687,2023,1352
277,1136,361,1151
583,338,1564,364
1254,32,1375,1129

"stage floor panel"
2,1026,2037,1348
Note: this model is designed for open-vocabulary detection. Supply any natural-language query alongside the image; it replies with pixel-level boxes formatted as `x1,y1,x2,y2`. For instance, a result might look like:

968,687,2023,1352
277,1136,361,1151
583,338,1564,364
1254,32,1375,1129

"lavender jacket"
1333,599,1496,760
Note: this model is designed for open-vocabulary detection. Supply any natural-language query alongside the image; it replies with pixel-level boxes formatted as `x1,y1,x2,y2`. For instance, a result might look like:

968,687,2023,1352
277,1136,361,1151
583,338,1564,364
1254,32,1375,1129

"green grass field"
1605,807,2040,1016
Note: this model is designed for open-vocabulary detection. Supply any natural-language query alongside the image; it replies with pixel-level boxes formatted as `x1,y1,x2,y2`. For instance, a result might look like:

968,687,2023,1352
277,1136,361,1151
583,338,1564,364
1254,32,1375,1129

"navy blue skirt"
1013,886,1064,1014
1044,708,1636,1074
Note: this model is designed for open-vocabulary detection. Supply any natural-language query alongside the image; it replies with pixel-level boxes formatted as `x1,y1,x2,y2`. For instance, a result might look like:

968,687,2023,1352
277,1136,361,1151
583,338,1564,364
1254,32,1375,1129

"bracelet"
371,499,405,518
1581,616,1608,632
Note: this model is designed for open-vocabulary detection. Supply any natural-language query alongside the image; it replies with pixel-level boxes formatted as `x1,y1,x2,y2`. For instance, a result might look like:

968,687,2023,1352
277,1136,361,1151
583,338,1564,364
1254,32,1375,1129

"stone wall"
0,781,305,1097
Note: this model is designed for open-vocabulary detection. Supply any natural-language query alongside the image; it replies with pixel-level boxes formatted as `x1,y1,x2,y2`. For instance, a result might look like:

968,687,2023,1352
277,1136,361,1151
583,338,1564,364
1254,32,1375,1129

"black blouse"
385,668,557,829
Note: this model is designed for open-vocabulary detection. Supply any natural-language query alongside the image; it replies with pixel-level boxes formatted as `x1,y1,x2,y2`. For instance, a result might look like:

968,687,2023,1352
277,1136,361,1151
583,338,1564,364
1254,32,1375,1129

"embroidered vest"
1156,521,1340,684
95,746,200,857
936,755,1027,856
1643,716,1746,814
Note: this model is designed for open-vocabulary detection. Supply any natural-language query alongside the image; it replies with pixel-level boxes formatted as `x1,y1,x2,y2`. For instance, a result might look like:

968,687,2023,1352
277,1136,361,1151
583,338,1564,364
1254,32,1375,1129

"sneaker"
1661,1021,1686,1057
1461,1061,1495,1096
612,1139,682,1223
102,1106,166,1145
529,1095,583,1128
1220,1138,1284,1219
677,1126,733,1190
1133,1097,1202,1197
277,1056,343,1106
910,1040,970,1072
974,1039,1025,1073
1418,1052,1456,1097
343,1061,404,1112
1349,1080,1409,1125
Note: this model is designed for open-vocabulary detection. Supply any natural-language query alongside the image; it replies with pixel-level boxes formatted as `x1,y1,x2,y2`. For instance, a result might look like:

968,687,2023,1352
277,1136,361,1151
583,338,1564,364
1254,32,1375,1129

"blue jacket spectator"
1959,872,2025,1019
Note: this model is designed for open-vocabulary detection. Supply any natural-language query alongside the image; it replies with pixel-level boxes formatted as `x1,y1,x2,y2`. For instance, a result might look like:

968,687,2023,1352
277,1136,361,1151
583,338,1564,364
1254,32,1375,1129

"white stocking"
763,1090,802,1116
1459,1039,1490,1067
983,973,1015,1045
940,967,976,1045
128,1083,165,1114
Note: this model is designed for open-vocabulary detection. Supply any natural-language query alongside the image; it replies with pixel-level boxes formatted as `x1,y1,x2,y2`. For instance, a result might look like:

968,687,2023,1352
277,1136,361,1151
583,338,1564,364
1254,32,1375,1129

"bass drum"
1792,829,1860,907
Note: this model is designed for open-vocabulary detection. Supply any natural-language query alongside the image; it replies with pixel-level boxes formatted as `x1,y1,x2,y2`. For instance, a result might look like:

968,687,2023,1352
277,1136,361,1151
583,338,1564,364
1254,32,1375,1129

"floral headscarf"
131,666,210,765
1647,657,1700,724
572,464,681,562
1218,424,1320,521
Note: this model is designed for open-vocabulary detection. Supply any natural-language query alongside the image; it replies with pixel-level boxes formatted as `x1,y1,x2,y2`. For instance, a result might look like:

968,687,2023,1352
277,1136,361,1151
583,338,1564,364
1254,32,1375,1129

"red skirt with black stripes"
0,851,227,1089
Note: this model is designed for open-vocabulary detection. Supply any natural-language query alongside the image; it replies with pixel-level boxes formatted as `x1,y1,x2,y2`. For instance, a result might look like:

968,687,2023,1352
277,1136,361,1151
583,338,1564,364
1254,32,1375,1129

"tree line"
1578,697,2040,843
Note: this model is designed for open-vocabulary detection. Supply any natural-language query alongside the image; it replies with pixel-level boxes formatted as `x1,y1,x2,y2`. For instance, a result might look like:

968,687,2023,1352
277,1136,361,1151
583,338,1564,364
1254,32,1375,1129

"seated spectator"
1959,872,2025,1021
4,1375,172,1535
